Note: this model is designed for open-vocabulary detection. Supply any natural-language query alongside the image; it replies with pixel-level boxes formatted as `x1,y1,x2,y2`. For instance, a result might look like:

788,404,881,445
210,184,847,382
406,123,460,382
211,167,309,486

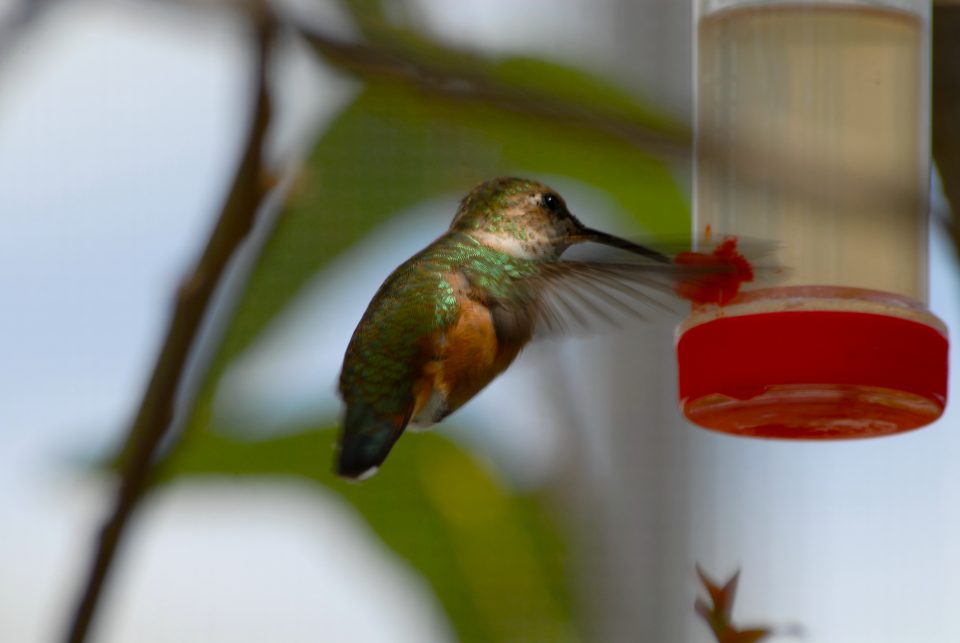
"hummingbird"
336,177,717,479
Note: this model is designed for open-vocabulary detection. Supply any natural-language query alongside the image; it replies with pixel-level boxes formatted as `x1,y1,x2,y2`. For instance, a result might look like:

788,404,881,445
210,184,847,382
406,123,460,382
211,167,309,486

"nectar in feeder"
677,0,948,439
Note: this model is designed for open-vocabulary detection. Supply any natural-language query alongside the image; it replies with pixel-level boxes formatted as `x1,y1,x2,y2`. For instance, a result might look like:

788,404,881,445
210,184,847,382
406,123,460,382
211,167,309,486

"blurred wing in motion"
528,259,689,336
493,236,774,339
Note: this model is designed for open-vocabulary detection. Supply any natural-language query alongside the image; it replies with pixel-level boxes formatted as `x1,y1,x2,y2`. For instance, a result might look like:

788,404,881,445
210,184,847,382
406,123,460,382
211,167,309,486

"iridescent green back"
338,232,539,418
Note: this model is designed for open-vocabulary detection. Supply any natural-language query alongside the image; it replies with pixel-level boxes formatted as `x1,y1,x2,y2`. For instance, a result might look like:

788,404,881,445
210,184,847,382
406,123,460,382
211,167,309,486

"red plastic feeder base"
677,310,948,438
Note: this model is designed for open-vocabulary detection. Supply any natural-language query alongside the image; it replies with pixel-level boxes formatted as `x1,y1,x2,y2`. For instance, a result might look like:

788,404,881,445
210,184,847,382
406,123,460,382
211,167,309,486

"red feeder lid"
677,310,948,438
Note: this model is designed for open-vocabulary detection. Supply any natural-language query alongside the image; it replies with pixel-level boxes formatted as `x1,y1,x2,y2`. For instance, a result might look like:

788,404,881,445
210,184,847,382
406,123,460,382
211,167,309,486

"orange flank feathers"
412,274,526,423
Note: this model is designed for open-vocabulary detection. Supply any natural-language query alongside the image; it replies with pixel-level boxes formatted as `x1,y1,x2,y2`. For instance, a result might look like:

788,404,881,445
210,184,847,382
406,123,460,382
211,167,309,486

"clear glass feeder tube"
678,0,948,438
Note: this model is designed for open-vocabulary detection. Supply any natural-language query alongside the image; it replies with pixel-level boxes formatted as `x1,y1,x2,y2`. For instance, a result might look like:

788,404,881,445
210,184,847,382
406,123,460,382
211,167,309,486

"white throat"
468,229,560,260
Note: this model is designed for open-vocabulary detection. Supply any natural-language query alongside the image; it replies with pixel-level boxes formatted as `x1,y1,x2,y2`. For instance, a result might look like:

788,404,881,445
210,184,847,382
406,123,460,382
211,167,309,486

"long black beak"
572,225,670,263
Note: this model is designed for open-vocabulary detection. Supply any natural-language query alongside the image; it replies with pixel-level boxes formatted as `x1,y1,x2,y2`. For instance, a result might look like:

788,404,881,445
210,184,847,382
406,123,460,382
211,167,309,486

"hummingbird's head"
450,177,666,262
450,177,581,259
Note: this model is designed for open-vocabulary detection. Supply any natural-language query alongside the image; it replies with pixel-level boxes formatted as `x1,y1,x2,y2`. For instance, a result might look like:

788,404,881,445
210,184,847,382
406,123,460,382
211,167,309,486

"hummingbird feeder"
676,0,948,438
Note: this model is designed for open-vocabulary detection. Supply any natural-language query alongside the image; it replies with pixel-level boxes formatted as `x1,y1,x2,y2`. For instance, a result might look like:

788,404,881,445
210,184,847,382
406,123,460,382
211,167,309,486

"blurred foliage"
185,58,690,433
160,426,575,642
153,11,691,642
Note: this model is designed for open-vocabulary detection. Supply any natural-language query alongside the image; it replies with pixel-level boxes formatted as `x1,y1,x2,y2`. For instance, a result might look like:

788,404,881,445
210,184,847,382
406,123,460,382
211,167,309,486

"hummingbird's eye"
541,193,562,214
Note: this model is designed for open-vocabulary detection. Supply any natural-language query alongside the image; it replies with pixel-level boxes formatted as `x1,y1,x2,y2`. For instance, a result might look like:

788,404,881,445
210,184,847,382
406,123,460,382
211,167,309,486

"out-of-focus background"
3,0,960,642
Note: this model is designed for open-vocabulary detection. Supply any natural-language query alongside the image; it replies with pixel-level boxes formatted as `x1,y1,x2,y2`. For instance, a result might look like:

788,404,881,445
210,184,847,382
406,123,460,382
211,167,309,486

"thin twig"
297,24,690,159
62,11,275,643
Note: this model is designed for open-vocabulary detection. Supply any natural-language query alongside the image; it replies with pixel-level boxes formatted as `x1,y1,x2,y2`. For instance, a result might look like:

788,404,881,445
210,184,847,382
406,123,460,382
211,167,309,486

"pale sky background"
3,1,960,642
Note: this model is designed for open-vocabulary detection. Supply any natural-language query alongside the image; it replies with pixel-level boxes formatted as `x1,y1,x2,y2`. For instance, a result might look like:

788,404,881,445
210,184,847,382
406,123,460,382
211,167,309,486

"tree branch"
297,24,690,159
62,11,275,643
294,20,928,219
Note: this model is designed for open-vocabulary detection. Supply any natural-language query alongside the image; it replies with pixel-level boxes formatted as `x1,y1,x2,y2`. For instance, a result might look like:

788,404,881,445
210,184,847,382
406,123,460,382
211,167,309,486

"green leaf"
490,56,686,140
202,64,687,402
184,83,499,434
160,426,578,643
160,46,692,643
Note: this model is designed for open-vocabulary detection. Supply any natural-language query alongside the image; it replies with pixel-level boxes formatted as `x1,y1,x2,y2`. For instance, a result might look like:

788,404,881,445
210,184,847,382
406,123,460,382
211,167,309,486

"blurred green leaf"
184,83,497,433
189,58,688,426
161,42,690,643
161,426,578,643
490,57,685,139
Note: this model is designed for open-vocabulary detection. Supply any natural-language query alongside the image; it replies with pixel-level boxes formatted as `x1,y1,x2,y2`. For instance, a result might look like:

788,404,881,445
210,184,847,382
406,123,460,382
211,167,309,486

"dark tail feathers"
336,403,406,479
